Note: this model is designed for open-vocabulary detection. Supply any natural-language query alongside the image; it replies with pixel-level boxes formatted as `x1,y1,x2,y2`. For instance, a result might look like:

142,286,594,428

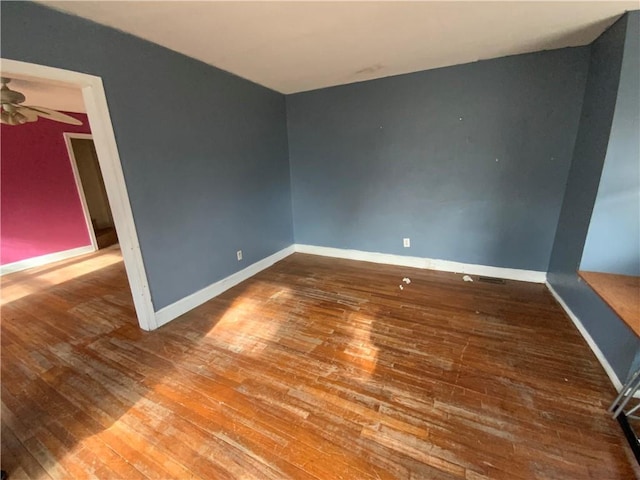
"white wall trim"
0,245,95,276
545,281,623,393
294,244,547,283
155,246,296,328
1,58,157,330
63,132,99,252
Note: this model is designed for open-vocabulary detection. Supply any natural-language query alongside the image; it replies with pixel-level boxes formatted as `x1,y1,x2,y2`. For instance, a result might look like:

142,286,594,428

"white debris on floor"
398,277,412,291
463,275,474,282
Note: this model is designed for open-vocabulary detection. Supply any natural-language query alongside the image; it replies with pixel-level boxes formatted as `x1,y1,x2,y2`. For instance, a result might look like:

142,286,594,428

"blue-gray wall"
548,12,640,382
581,11,640,276
287,48,589,271
1,2,293,310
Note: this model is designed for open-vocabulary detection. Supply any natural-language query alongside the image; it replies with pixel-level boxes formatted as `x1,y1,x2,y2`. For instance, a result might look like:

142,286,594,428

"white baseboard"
546,281,623,393
153,242,546,329
0,245,96,275
154,245,295,328
294,244,547,283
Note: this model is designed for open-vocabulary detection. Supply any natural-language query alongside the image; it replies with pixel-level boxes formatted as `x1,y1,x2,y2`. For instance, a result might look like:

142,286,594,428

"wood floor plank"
1,247,637,479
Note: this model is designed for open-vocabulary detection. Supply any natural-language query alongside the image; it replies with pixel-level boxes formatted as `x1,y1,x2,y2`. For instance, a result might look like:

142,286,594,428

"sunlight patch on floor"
344,311,379,382
206,285,293,357
1,249,123,304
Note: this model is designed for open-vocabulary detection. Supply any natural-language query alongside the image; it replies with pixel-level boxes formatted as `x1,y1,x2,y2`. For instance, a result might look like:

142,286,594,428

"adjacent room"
1,1,639,478
1,77,118,274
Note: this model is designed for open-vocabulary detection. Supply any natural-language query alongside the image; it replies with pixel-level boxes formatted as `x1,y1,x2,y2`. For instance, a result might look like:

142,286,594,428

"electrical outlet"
237,250,243,261
403,238,411,248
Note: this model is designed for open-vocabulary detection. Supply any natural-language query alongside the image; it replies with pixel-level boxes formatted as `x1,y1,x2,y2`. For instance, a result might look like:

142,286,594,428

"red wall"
1,113,93,265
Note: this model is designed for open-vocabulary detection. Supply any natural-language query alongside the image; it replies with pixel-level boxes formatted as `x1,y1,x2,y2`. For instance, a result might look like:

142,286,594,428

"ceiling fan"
1,77,83,126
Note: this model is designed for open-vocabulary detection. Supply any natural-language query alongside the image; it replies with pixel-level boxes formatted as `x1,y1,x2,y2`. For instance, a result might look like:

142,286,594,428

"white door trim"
63,132,99,252
0,58,157,330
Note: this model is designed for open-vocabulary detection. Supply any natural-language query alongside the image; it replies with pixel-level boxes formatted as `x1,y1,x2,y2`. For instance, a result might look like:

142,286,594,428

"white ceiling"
2,76,86,113
41,1,638,94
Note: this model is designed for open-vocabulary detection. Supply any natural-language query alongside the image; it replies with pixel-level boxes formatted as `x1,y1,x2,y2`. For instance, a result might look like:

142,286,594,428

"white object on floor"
402,277,411,284
399,285,404,290
463,275,473,282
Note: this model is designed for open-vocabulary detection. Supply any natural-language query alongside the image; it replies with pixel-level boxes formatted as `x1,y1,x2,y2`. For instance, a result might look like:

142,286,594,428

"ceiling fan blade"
21,105,83,125
19,104,49,115
15,106,38,122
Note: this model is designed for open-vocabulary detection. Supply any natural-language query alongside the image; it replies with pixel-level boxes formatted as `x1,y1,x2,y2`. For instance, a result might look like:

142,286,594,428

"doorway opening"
64,133,118,250
0,58,156,330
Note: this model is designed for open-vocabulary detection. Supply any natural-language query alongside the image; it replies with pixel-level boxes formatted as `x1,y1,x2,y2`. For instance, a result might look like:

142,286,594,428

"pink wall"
1,113,93,265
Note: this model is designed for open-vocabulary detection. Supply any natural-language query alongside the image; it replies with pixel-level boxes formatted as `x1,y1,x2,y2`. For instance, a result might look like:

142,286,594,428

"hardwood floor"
1,247,637,479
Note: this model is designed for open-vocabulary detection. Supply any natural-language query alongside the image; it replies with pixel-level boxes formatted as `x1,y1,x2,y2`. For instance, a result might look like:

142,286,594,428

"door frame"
1,58,157,330
63,132,99,252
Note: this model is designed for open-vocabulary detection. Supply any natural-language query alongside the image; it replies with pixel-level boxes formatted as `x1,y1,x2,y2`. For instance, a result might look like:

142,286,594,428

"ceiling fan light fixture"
14,112,28,124
1,110,22,126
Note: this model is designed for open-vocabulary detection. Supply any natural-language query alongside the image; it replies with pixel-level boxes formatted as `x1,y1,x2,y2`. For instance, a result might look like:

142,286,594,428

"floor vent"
478,276,506,284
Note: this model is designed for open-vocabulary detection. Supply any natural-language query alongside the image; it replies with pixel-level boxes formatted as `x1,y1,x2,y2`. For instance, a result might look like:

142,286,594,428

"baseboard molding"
546,281,623,393
154,245,295,328
0,245,96,275
294,244,547,283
